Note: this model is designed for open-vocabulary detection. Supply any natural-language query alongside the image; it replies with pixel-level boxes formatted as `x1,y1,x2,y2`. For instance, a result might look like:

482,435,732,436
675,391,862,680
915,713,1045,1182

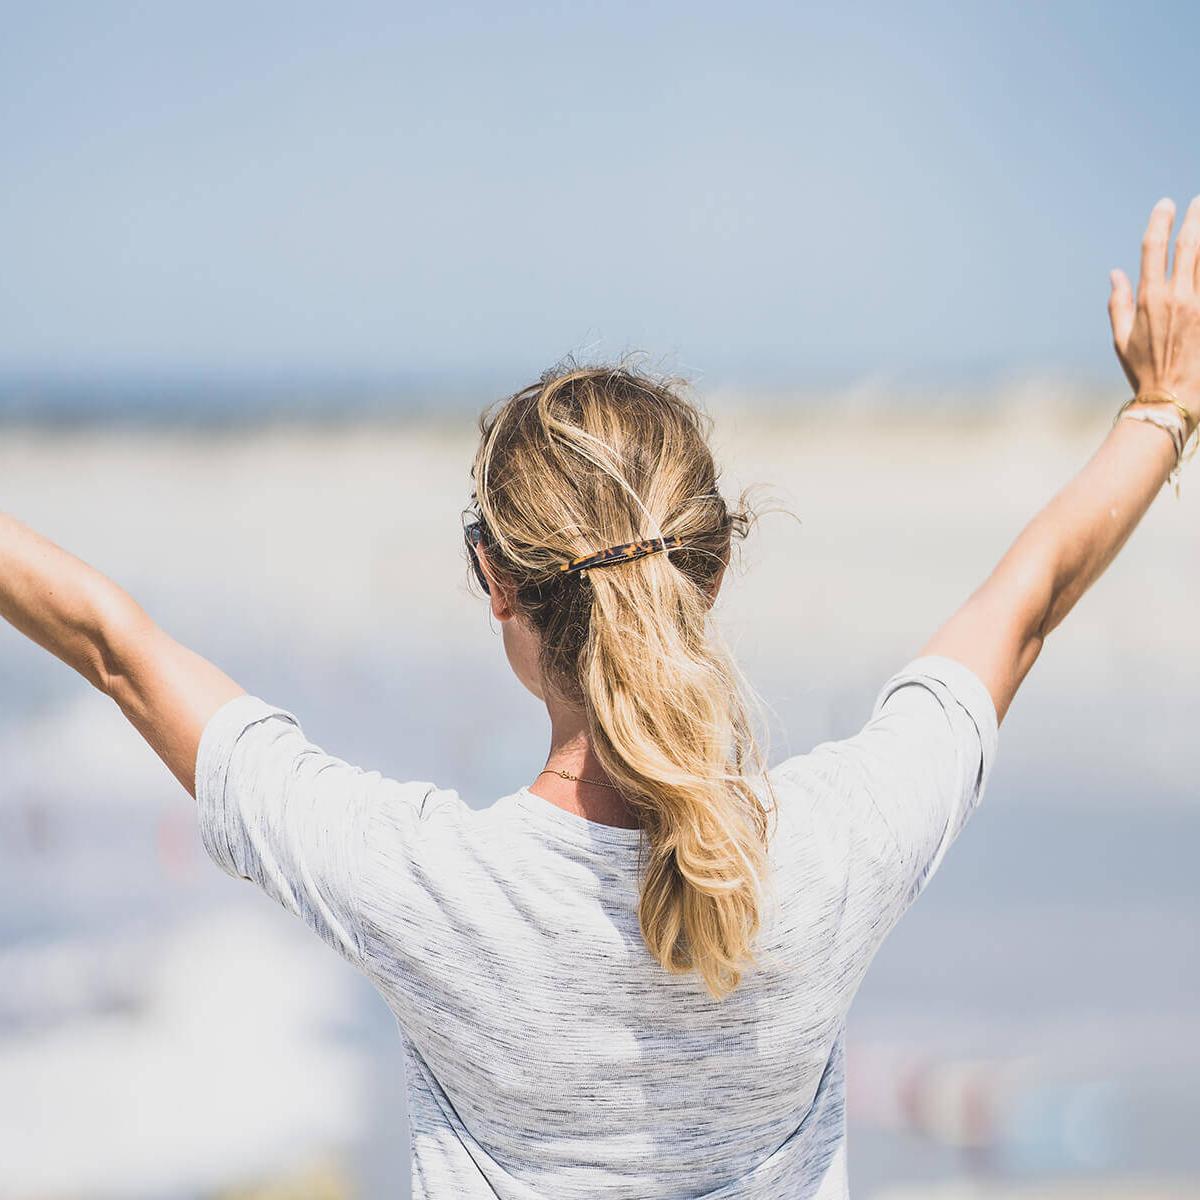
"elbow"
1029,595,1053,646
1019,623,1047,684
88,589,156,703
1034,585,1070,642
1001,547,1059,647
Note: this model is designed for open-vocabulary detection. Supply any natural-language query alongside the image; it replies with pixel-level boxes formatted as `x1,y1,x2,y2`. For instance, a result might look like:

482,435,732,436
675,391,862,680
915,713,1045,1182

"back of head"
469,359,778,1000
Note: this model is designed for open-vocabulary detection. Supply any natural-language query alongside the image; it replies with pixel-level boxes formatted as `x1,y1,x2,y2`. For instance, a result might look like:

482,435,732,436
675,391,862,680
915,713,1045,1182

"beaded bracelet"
1114,388,1199,499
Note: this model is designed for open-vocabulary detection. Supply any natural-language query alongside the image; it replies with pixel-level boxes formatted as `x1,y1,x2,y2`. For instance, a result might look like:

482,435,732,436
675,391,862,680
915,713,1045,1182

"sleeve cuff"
194,692,300,882
870,653,1000,802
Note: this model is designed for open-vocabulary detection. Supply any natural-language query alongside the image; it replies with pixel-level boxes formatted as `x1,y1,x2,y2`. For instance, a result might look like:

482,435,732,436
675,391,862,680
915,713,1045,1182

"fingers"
1138,196,1176,298
1174,193,1200,294
1108,267,1135,350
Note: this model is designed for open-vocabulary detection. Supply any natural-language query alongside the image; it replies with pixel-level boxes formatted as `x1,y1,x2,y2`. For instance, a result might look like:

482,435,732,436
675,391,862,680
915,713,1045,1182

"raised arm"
921,195,1200,726
0,512,244,794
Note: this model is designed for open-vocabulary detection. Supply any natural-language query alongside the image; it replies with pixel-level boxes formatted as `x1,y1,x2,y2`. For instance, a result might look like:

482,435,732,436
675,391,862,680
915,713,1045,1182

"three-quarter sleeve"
194,692,436,970
771,654,1000,991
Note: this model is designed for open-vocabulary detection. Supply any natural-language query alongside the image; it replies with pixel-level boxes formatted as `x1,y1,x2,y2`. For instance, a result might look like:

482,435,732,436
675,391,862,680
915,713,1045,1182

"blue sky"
1,1,1196,387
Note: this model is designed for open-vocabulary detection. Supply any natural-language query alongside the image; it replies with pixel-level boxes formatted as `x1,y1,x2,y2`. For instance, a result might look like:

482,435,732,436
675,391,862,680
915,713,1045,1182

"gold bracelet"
1112,388,1197,436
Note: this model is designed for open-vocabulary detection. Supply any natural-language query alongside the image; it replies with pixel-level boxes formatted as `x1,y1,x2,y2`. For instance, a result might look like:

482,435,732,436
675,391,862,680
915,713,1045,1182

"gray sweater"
196,653,998,1198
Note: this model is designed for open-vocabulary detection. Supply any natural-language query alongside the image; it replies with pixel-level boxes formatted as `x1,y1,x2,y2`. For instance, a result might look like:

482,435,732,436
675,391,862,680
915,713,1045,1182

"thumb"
1108,267,1135,350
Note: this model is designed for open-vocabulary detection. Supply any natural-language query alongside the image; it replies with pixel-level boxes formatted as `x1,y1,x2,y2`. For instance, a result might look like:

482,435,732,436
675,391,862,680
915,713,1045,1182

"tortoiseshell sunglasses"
463,516,492,594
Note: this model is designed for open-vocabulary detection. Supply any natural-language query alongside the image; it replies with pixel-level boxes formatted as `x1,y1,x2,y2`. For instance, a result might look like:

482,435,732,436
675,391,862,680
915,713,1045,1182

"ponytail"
583,553,775,999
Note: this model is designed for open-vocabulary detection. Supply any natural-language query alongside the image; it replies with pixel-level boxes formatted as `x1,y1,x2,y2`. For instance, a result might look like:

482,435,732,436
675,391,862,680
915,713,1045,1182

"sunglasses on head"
462,515,492,595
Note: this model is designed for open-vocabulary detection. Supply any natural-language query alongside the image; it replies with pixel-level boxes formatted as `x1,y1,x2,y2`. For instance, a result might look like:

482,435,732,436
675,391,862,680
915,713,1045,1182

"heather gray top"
196,653,999,1198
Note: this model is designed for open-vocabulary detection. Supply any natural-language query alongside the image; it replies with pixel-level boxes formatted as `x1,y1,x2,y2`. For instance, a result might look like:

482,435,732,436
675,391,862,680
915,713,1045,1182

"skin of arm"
1,198,1197,785
918,416,1178,725
922,194,1200,726
0,511,244,796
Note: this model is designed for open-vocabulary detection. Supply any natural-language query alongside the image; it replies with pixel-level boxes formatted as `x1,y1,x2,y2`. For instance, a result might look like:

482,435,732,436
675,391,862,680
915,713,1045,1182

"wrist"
1111,405,1181,452
1112,404,1193,499
1129,386,1198,435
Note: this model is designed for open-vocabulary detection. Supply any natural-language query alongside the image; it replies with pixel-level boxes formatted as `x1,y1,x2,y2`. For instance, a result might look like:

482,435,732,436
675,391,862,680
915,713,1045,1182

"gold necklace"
535,767,620,791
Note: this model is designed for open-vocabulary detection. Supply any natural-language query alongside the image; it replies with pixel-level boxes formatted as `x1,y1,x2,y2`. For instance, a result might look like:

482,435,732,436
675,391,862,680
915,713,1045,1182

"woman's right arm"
921,194,1200,726
0,511,246,794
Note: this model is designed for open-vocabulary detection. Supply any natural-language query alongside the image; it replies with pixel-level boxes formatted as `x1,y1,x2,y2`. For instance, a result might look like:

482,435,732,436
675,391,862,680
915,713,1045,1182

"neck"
532,694,640,830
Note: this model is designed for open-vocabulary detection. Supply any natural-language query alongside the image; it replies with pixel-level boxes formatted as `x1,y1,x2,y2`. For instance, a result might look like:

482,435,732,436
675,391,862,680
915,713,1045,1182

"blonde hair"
468,359,779,1000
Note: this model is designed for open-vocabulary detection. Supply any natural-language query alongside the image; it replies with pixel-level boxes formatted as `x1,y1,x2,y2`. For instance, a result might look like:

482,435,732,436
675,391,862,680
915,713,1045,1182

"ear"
475,544,518,621
705,559,728,608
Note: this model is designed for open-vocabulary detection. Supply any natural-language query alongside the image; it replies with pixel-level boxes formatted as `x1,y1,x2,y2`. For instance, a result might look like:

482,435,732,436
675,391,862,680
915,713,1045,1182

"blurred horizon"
0,362,1135,427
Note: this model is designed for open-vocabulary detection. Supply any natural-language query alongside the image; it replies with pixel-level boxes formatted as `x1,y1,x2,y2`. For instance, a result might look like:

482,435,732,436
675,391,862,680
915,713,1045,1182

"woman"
2,196,1197,1198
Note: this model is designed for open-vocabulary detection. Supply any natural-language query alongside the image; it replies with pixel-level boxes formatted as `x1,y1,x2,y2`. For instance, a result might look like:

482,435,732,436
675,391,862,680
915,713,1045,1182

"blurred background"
1,3,1198,1197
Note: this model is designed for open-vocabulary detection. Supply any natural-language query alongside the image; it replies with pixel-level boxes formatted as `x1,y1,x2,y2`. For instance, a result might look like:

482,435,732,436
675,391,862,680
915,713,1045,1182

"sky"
1,1,1197,389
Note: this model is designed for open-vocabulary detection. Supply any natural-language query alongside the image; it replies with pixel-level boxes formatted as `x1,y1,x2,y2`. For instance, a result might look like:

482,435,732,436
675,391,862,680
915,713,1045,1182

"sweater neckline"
513,785,645,849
